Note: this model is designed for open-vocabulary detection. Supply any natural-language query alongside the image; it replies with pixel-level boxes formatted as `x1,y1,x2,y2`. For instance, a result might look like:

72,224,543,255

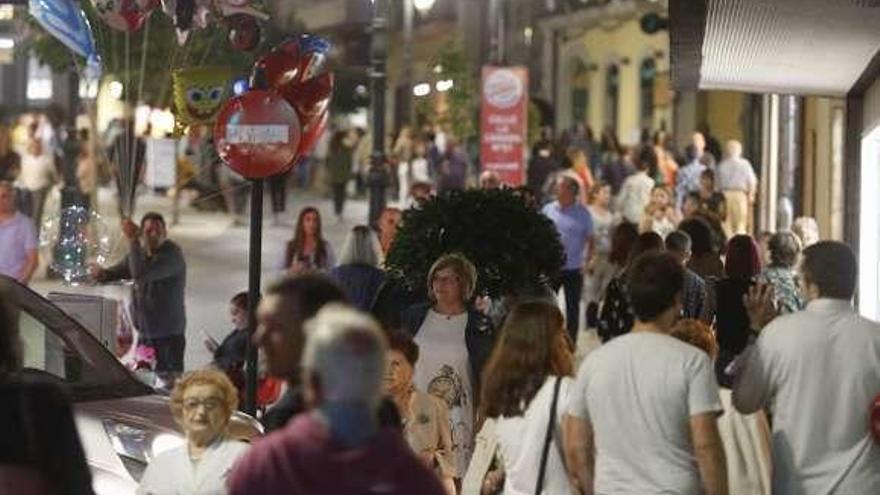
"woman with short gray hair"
329,225,385,311
758,231,805,314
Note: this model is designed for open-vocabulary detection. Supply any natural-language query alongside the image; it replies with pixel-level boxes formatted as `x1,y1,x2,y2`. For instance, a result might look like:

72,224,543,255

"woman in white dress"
137,368,250,495
478,300,575,495
401,253,496,482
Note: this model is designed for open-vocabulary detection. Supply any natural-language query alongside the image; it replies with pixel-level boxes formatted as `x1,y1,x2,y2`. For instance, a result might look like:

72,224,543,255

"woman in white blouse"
478,300,576,495
137,368,249,495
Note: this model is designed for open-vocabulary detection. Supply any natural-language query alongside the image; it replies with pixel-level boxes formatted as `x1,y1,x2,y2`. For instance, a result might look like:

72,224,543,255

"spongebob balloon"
173,67,232,127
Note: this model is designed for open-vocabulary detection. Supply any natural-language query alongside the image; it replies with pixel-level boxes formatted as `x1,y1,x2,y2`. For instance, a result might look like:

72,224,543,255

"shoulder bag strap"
535,377,563,495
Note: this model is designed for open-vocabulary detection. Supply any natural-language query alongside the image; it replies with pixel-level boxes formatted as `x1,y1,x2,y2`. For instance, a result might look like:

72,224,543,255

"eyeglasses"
432,274,460,286
182,397,224,412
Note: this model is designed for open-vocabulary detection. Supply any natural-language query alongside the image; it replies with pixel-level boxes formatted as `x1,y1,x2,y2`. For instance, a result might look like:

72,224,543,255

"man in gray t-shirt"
563,252,727,495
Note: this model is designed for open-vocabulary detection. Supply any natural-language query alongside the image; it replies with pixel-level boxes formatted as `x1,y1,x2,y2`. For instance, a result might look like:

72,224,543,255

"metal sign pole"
244,178,262,415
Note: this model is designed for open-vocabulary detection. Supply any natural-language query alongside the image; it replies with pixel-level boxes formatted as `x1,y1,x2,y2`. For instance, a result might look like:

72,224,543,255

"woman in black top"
205,292,250,391
597,231,664,342
702,235,763,387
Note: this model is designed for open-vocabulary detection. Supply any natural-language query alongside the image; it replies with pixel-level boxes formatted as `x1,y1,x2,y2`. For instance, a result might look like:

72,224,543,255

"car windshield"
2,276,151,401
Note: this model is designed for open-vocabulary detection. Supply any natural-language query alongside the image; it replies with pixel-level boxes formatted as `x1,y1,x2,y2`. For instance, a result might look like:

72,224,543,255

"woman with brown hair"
283,206,336,274
477,300,575,495
384,331,456,494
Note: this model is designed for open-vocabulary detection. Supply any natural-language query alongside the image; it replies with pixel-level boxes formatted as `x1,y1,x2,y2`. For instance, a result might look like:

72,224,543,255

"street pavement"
31,185,599,371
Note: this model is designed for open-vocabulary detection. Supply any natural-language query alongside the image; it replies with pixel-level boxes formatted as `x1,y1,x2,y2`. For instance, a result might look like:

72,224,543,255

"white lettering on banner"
484,162,519,171
488,115,518,125
484,133,523,144
226,125,289,144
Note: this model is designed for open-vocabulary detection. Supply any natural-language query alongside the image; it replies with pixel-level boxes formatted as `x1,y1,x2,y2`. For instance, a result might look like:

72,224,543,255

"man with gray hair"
665,230,707,319
229,305,445,495
715,140,757,236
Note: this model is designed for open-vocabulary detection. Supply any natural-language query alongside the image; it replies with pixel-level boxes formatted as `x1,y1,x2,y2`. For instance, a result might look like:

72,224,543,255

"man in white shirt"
616,146,656,225
734,241,880,494
562,251,727,495
715,140,757,235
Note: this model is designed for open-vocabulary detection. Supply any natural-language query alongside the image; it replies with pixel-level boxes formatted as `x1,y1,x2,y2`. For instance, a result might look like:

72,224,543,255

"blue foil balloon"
29,0,99,62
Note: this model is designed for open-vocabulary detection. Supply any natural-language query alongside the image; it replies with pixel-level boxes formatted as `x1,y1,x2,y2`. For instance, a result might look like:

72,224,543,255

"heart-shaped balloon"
214,90,302,179
250,35,333,165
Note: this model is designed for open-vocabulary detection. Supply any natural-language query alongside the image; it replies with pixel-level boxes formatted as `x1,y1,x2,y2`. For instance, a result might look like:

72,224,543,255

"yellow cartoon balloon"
173,67,233,125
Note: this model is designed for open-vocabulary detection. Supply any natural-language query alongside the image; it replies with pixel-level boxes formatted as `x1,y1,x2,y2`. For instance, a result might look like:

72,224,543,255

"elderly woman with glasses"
401,253,495,483
137,368,249,495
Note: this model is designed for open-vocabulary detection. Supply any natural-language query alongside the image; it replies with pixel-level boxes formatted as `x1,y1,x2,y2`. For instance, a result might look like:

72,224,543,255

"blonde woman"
401,253,495,481
137,368,249,495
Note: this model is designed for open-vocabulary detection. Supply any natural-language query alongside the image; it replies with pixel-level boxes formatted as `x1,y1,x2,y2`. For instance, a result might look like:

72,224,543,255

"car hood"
76,393,263,440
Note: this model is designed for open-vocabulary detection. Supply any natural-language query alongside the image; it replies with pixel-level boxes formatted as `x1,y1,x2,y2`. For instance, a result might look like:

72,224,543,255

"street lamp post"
403,0,437,127
367,0,390,227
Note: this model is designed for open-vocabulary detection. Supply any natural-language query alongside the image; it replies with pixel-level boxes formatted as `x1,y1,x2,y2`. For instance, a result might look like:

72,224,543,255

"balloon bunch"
214,35,333,179
87,0,268,50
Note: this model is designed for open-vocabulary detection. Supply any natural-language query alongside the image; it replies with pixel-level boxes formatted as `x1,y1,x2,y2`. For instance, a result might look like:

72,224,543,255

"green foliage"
429,41,476,141
21,5,293,108
385,188,564,298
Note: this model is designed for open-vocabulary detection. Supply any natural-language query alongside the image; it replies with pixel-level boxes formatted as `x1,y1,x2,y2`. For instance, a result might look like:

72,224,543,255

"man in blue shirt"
675,145,706,211
542,175,594,343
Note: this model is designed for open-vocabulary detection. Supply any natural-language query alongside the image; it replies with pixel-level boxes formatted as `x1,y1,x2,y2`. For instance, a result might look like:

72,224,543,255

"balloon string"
124,30,133,219
198,28,219,66
137,14,151,108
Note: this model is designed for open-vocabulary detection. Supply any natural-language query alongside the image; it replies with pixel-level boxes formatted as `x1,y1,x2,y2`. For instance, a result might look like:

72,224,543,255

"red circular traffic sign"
213,90,302,179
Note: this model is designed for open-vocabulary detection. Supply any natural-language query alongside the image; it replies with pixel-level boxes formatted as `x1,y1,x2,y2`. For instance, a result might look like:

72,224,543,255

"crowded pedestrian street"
2,0,880,494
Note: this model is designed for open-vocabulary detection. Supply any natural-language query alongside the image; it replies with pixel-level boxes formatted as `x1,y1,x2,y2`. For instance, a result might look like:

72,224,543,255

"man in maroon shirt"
228,305,445,495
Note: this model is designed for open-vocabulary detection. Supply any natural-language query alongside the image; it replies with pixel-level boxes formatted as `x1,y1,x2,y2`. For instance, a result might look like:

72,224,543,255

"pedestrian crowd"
1,122,879,495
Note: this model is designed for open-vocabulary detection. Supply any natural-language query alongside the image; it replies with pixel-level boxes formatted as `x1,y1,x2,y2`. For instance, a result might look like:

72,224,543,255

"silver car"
1,275,262,494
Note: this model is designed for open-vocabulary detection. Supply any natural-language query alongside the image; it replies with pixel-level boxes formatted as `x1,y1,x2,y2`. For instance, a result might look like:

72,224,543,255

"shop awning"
670,0,880,96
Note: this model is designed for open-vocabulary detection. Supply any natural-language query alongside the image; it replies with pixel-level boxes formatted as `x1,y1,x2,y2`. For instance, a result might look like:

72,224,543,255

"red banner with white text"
480,66,528,186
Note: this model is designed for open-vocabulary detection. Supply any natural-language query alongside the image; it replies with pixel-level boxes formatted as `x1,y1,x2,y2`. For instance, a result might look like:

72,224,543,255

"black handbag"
535,377,563,495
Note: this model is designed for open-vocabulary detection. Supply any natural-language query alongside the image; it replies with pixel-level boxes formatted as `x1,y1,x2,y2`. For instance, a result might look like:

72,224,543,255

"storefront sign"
480,66,528,186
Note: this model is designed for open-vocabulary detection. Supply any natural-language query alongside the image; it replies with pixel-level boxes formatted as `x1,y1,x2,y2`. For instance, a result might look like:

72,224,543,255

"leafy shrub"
385,188,564,298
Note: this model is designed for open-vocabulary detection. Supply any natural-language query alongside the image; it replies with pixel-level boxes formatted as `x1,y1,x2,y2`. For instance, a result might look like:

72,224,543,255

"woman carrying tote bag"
477,300,576,495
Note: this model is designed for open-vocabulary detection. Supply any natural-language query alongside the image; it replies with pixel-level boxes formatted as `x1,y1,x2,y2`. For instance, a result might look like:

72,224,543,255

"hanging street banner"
480,66,528,186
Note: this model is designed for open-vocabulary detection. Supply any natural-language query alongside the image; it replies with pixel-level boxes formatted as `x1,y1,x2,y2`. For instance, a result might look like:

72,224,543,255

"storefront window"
859,126,880,320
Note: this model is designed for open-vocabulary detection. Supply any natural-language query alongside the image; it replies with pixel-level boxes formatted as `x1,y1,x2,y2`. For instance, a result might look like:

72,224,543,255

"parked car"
0,275,262,494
